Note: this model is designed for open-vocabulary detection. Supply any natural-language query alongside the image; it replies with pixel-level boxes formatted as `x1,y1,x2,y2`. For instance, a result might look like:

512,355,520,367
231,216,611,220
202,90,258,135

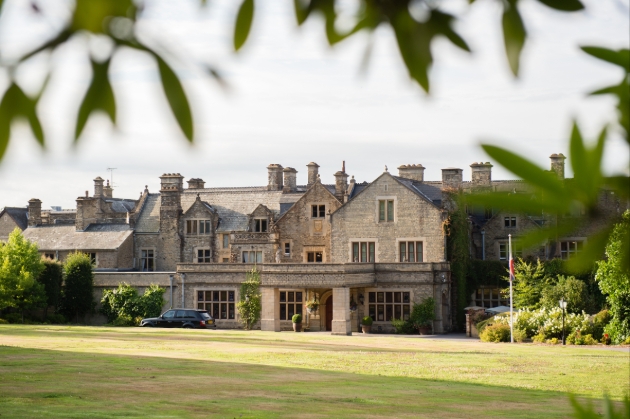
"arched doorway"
325,295,333,331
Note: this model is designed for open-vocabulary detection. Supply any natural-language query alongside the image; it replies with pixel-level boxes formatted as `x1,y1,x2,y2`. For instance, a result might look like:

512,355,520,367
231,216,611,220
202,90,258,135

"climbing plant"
237,267,262,330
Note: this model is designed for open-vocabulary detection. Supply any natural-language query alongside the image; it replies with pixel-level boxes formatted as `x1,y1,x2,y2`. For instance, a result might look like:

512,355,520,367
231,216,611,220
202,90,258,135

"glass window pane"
315,252,323,262
361,242,367,263
319,205,326,217
312,205,318,218
198,291,204,301
386,305,393,321
377,292,384,303
369,305,376,321
296,304,302,315
223,235,229,248
288,304,295,319
229,303,235,319
394,305,401,320
288,292,294,302
280,304,286,320
242,252,248,263
377,305,384,321
403,305,410,320
387,200,394,221
369,242,375,262
386,292,393,303
280,292,286,303
416,242,423,262
228,291,235,302
353,243,359,262
197,303,203,309
308,252,314,262
256,251,262,263
369,292,376,303
221,291,227,301
408,242,415,262
403,292,410,304
221,303,227,319
296,292,302,302
394,292,401,303
213,304,219,319
400,242,406,262
379,201,385,221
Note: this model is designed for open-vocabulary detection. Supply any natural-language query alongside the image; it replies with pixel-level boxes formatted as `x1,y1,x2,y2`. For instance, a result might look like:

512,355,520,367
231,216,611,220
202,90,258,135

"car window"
185,311,197,318
162,311,175,319
200,312,211,320
175,310,187,318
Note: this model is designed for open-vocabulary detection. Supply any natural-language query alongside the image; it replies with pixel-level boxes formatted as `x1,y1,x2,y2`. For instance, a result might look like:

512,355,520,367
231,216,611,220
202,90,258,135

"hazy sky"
0,0,628,209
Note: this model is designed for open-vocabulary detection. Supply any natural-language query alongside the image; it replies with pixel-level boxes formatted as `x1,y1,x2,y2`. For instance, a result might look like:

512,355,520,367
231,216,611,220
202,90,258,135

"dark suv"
140,309,217,329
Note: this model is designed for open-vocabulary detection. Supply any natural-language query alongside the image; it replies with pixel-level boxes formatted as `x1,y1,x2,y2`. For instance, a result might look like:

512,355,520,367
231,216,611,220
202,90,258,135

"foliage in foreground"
0,229,46,320
60,252,94,323
570,395,629,419
596,211,630,344
100,283,166,326
236,267,261,330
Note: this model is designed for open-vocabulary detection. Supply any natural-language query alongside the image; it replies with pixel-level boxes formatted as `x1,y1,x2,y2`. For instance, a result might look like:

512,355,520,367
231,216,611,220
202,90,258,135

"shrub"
591,309,612,340
567,330,597,345
0,318,8,324
100,283,165,326
292,314,302,324
409,297,435,330
601,333,611,345
47,313,66,324
540,275,589,314
513,328,526,343
4,313,22,324
361,316,373,326
38,259,64,318
111,314,135,327
546,337,559,345
61,252,94,323
391,318,415,334
237,267,262,330
533,332,546,343
480,323,511,342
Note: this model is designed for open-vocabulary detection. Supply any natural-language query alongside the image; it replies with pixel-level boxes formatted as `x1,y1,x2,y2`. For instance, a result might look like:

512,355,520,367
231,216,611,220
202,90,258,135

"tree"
60,252,94,323
37,259,64,319
510,258,548,310
237,267,262,330
539,275,589,315
0,228,46,321
595,210,630,344
100,283,166,325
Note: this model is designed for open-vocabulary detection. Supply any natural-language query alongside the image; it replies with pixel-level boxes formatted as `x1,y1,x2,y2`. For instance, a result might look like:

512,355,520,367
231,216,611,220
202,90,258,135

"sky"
0,0,628,209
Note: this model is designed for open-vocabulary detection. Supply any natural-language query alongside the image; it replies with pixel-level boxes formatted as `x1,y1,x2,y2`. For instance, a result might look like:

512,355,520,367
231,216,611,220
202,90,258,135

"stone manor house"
1,156,625,333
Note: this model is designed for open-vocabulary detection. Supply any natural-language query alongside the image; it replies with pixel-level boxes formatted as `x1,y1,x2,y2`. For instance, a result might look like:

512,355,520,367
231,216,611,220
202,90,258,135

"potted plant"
361,316,373,334
292,314,302,332
305,298,319,314
410,297,435,335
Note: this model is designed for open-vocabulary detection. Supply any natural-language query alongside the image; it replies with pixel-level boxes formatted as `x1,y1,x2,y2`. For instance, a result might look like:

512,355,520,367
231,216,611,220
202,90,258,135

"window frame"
196,248,211,263
196,289,237,320
242,250,263,263
366,289,412,323
504,216,517,228
222,234,230,249
254,218,268,233
560,239,585,260
311,204,326,219
498,241,523,260
376,197,396,223
186,219,212,235
140,248,155,272
279,290,304,321
398,241,423,262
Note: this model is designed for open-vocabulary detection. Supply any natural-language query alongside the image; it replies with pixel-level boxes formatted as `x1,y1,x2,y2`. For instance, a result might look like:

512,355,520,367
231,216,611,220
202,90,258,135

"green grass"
0,326,628,418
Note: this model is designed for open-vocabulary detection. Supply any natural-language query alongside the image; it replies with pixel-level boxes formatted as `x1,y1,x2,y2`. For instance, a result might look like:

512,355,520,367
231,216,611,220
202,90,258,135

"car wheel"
182,325,193,329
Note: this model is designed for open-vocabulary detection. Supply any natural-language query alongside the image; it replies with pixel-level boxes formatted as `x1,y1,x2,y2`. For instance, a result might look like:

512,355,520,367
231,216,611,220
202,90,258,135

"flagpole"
509,234,514,343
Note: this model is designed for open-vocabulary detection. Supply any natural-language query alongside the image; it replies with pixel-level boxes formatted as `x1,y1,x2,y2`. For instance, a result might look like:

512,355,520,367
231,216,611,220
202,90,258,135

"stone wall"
330,173,446,263
0,213,19,241
275,181,342,263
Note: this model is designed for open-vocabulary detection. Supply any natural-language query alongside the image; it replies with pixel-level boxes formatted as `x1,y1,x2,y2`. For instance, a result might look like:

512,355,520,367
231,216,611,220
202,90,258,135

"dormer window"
187,220,211,235
311,205,325,218
254,218,268,232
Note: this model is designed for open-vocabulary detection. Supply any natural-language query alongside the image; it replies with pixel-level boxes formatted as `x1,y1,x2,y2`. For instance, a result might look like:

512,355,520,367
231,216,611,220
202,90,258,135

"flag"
509,257,515,283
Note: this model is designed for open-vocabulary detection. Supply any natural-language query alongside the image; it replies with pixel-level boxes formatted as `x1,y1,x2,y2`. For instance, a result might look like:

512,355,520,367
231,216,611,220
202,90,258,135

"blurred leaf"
502,1,526,77
568,123,607,206
481,144,566,196
155,55,194,142
391,11,432,92
428,10,470,53
465,191,567,214
206,66,230,92
567,225,613,272
606,176,630,199
72,0,135,34
581,46,630,70
75,59,116,141
569,394,630,419
293,0,310,25
234,0,254,51
537,0,584,11
0,83,45,160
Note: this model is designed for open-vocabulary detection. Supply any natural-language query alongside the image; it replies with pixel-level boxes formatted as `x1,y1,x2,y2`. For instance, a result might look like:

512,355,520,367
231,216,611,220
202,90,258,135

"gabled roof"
183,195,215,217
0,207,28,230
23,225,132,251
392,176,443,207
275,180,339,225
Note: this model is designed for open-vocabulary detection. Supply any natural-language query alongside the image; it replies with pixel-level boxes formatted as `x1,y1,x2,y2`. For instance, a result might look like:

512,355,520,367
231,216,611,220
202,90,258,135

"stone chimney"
550,153,566,179
28,198,42,227
158,173,184,271
397,164,425,182
267,164,284,191
334,161,348,201
282,167,298,193
187,178,205,189
470,162,493,187
441,168,463,190
307,162,319,187
103,180,113,198
93,176,104,198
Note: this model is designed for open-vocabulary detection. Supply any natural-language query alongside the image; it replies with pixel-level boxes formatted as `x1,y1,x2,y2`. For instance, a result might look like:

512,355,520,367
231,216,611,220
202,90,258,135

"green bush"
46,313,66,324
546,337,559,345
567,330,598,345
361,316,373,326
591,309,612,340
61,252,94,322
38,259,64,318
540,275,590,314
111,314,135,327
0,318,8,324
513,328,526,343
409,297,435,330
532,332,546,343
480,323,511,342
391,318,415,334
292,314,302,324
4,313,22,324
100,283,165,325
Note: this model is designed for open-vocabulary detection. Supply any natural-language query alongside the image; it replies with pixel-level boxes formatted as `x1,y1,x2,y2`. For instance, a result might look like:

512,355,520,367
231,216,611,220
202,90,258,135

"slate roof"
1,207,28,230
85,223,131,232
181,188,303,232
135,194,160,233
23,225,132,250
392,176,443,208
105,199,137,213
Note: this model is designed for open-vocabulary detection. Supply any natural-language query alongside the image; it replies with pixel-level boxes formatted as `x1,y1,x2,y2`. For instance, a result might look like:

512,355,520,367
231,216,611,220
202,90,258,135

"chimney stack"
187,178,206,189
27,198,42,227
307,162,319,187
103,180,113,198
550,153,566,179
334,161,348,201
94,177,104,198
470,162,493,187
397,164,425,182
267,164,284,191
282,167,298,193
441,168,463,190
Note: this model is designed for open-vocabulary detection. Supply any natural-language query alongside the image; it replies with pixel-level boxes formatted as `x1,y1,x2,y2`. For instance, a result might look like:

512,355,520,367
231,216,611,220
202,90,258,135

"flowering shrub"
492,307,591,339
480,323,511,343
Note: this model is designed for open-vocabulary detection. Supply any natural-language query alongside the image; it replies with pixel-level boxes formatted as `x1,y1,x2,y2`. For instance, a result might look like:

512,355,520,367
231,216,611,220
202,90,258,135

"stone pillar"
332,287,351,335
550,153,566,179
282,167,298,193
93,176,104,197
27,198,42,227
267,164,284,191
261,287,280,332
307,162,319,187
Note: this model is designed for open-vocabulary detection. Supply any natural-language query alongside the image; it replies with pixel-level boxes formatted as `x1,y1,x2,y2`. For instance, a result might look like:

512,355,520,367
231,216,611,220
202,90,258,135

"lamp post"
559,298,567,345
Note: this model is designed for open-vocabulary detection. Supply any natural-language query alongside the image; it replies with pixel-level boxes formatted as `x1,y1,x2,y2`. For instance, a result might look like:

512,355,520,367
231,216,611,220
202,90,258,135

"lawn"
0,326,628,418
